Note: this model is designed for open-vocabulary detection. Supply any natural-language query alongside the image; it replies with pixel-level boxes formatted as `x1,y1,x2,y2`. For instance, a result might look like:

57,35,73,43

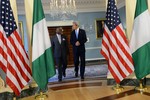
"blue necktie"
75,30,78,39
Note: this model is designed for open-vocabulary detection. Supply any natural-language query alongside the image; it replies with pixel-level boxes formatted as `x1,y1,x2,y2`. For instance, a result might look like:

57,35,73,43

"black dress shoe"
75,73,78,77
58,79,62,82
81,76,84,80
63,73,66,77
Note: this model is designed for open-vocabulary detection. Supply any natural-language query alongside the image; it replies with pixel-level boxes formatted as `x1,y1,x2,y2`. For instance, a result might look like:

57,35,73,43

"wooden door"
48,26,74,67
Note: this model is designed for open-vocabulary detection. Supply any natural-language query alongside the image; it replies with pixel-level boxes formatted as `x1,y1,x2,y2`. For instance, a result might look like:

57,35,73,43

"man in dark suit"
51,27,69,82
70,22,87,79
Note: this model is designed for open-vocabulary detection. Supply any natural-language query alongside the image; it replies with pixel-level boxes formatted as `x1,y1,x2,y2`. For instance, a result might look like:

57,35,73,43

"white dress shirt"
75,28,79,39
56,34,61,44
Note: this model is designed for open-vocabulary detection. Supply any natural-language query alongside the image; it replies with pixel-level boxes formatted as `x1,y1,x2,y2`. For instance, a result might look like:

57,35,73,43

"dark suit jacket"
51,34,69,58
70,28,87,54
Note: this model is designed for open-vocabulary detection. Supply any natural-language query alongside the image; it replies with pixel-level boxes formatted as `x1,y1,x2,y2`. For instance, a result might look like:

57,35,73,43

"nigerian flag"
130,0,150,79
32,0,56,90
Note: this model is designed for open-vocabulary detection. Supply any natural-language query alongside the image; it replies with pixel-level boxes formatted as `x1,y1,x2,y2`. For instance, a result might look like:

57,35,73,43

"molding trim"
46,21,73,27
86,47,101,50
17,0,125,15
86,58,105,61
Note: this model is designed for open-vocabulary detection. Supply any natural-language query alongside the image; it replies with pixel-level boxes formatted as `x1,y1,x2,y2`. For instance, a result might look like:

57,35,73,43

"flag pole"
13,92,16,100
105,0,124,94
112,0,124,94
13,97,16,100
135,79,148,94
112,83,124,94
35,91,48,99
24,0,38,89
144,77,146,85
34,87,49,99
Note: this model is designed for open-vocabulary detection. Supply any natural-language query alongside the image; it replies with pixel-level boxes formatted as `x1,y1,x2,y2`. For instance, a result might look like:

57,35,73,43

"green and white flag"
32,0,56,90
130,0,150,79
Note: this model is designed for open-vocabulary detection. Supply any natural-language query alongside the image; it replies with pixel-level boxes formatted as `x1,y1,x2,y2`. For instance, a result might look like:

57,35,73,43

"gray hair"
73,21,79,26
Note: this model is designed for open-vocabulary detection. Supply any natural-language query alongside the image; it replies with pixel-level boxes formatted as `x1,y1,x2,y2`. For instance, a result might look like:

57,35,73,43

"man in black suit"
70,22,87,79
51,27,69,82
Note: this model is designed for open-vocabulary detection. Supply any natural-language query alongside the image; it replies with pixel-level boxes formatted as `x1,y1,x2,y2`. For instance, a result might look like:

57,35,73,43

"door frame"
47,22,74,67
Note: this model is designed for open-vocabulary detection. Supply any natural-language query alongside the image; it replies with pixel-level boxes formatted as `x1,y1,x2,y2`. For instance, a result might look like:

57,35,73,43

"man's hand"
75,41,80,46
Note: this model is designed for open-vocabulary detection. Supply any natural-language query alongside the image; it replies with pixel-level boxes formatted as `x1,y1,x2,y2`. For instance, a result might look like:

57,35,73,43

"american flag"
0,0,31,95
101,0,134,83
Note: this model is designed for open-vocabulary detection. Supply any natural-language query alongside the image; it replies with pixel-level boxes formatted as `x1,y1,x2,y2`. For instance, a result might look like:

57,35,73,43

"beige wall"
10,0,18,26
126,0,136,41
126,0,150,41
24,0,34,67
24,0,33,44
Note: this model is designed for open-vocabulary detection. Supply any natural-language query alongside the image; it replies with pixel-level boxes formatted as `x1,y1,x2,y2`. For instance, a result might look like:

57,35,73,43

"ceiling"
17,0,125,15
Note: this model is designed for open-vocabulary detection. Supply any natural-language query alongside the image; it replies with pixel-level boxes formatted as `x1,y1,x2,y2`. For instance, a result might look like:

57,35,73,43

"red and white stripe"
101,24,134,83
0,25,32,96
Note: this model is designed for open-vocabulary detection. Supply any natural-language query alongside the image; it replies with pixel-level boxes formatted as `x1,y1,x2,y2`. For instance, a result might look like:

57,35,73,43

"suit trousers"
55,56,67,80
74,51,85,77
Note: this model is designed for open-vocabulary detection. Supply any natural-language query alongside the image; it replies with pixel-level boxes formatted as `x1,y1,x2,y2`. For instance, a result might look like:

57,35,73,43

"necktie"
58,35,61,44
75,30,78,39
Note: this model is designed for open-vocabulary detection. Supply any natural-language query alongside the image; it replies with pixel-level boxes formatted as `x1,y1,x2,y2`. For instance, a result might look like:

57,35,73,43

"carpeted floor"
48,64,108,82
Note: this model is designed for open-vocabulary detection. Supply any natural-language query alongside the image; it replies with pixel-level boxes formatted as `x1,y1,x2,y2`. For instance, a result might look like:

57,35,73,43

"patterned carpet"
48,64,108,82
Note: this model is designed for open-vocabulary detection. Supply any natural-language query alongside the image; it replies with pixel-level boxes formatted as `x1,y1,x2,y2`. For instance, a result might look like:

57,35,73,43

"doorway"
48,26,74,67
